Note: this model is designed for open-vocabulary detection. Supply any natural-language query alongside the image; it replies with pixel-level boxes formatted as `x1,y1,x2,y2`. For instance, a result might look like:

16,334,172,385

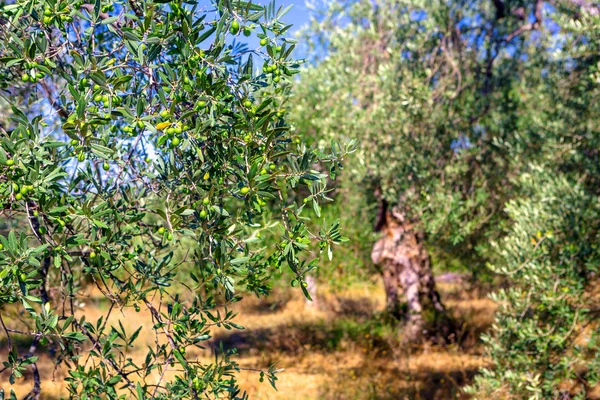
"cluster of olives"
156,110,189,148
11,182,35,201
192,377,205,391
20,61,46,83
92,84,122,108
262,63,282,83
229,20,254,37
42,3,73,24
187,50,205,68
156,226,173,241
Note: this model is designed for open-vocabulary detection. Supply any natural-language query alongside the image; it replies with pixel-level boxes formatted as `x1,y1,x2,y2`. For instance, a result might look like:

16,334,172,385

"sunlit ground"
1,277,497,399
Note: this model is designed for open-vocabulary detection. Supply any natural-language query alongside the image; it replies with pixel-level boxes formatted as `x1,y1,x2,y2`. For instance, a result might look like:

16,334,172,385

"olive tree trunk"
371,205,446,341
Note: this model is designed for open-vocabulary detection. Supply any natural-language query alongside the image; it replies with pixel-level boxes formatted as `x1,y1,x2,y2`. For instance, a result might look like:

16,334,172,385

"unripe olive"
260,38,267,46
230,20,240,34
240,187,250,194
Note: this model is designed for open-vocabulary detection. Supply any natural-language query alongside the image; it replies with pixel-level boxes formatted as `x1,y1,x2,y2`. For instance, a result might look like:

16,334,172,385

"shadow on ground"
210,289,492,400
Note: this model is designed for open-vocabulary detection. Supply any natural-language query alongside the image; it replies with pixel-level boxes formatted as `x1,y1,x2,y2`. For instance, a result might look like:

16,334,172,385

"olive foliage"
0,0,348,398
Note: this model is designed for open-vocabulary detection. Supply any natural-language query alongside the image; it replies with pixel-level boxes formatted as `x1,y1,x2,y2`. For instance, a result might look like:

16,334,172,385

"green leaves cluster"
467,167,600,399
0,0,348,398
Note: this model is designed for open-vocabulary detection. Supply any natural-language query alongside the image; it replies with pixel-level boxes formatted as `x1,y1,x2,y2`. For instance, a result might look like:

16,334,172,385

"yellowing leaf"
155,122,171,131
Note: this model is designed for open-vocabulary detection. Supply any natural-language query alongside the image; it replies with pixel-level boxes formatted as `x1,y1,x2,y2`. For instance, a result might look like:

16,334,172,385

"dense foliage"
292,0,600,397
0,0,349,398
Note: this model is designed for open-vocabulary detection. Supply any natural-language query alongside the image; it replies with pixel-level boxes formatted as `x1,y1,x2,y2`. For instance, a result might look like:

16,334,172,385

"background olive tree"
292,0,600,397
0,0,350,398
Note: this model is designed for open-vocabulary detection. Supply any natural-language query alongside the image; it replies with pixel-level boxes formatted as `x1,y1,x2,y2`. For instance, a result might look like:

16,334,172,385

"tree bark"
371,205,446,341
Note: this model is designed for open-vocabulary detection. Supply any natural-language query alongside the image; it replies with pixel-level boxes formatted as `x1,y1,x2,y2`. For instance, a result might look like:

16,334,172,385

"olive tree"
293,0,600,395
292,0,599,339
0,0,347,398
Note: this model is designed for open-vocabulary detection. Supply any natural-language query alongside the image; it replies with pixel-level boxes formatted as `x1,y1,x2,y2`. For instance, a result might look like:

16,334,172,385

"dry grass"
0,278,496,399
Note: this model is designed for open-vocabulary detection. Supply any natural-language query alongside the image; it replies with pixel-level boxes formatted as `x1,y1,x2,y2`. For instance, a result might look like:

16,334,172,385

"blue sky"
278,1,311,33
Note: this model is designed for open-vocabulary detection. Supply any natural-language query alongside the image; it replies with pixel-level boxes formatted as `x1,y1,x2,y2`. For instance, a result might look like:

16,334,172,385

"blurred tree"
0,0,350,398
292,0,599,360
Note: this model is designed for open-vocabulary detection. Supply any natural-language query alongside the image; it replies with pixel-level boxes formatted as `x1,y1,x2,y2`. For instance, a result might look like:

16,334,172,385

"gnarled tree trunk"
371,204,446,341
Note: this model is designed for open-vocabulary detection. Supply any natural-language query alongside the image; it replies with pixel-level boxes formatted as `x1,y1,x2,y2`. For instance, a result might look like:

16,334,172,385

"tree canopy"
0,0,348,398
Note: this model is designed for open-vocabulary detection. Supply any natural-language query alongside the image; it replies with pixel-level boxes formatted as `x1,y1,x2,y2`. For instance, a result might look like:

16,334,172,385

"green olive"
230,20,240,34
